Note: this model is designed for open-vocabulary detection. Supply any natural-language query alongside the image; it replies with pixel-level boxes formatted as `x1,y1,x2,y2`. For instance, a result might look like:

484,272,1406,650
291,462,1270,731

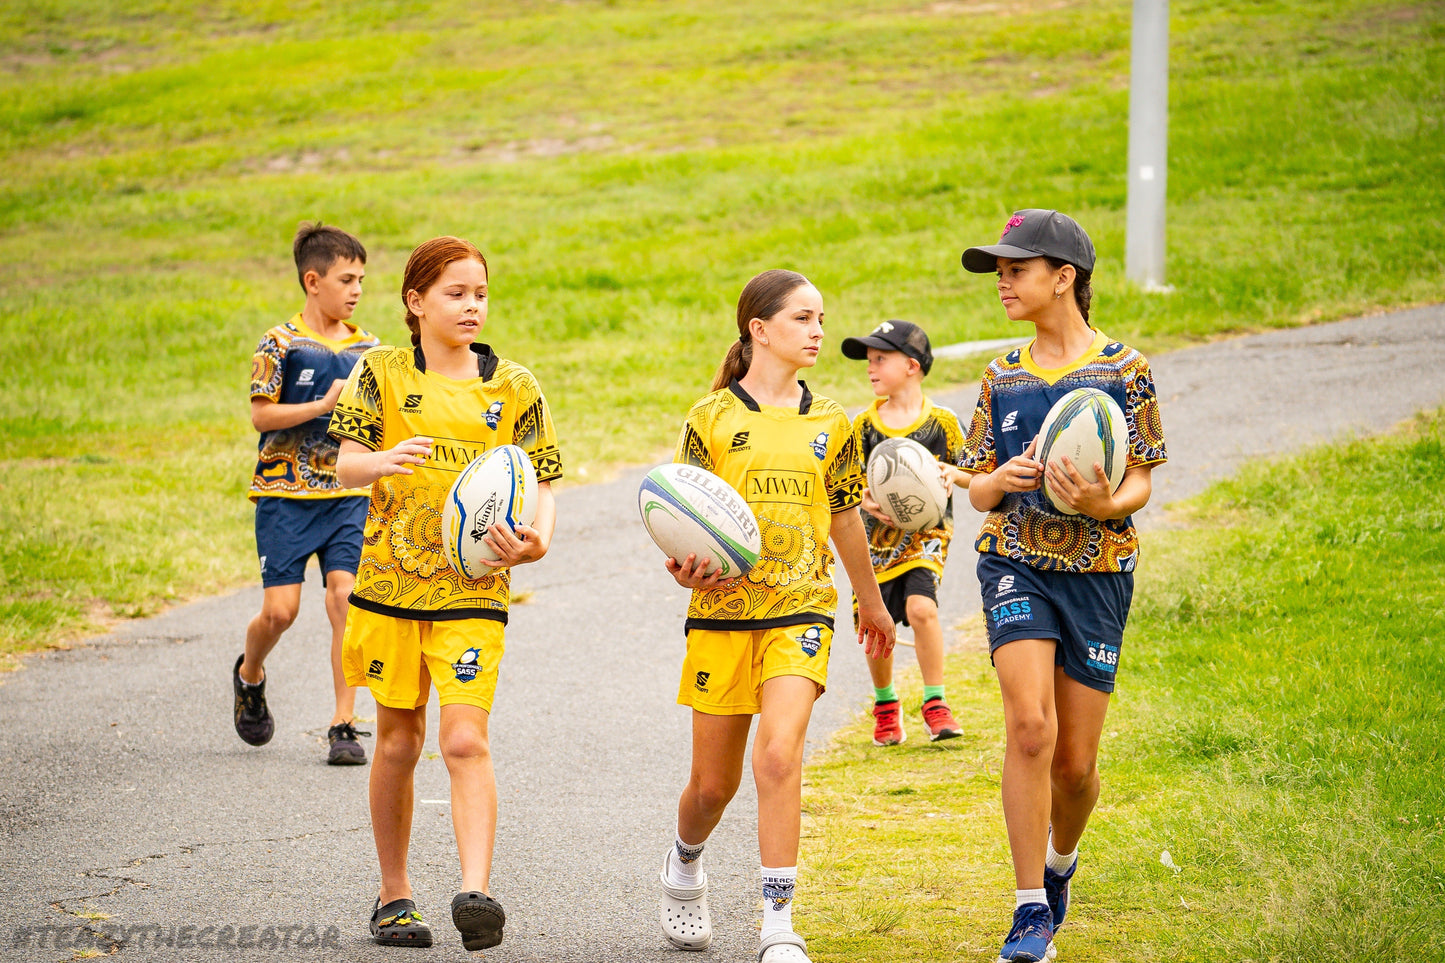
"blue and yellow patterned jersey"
853,396,966,582
328,343,563,622
249,313,379,501
960,330,1167,573
675,380,864,632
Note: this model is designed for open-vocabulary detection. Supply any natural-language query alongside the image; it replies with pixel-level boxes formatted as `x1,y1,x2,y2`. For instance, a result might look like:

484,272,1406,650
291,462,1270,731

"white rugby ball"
442,444,539,577
638,463,761,578
866,437,949,533
1037,387,1129,515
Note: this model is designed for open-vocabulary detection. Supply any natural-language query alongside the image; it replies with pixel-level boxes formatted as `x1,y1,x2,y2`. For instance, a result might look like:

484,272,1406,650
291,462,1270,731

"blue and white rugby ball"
442,444,538,577
1037,387,1129,515
638,463,761,578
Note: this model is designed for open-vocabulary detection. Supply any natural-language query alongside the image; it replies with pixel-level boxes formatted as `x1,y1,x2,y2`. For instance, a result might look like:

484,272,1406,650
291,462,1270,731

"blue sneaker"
997,902,1055,962
1044,858,1076,930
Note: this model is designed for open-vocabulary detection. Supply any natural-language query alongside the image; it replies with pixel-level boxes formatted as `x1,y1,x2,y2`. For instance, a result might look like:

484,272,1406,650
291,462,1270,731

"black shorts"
976,554,1133,693
854,567,939,628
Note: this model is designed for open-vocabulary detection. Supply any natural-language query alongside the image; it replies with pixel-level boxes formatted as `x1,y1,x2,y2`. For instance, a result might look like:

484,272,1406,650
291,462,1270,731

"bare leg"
323,571,358,725
240,583,302,684
993,639,1058,891
1049,669,1111,856
905,595,946,689
753,676,817,867
372,703,426,903
677,712,752,845
439,703,497,894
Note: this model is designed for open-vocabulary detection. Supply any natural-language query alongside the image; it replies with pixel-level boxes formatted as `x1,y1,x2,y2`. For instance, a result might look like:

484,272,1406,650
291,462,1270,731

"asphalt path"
2,305,1442,963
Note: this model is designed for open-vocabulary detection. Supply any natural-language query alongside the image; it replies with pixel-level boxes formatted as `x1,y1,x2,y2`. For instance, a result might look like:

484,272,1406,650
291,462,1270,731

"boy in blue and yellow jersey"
234,223,379,765
958,209,1167,962
841,320,969,747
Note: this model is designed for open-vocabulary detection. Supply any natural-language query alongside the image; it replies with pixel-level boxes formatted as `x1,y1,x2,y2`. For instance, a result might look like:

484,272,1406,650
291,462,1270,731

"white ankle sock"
760,866,797,941
1046,838,1077,875
666,835,706,888
1016,888,1047,910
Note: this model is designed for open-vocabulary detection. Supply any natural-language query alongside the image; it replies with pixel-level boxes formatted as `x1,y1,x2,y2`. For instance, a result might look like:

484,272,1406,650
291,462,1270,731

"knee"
439,726,491,767
905,597,938,629
1052,755,1098,795
377,725,425,766
689,775,739,817
752,739,803,789
1007,712,1056,760
258,604,298,635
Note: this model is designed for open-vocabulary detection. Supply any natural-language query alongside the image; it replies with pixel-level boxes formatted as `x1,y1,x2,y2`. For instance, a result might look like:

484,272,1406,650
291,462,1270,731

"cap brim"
841,335,898,360
961,243,1044,273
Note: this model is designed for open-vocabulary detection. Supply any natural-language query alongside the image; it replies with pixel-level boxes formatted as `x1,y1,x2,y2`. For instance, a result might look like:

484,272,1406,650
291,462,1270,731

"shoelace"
333,721,373,739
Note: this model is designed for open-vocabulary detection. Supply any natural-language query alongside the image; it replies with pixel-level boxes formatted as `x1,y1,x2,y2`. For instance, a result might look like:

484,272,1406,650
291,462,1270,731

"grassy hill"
1,0,1441,650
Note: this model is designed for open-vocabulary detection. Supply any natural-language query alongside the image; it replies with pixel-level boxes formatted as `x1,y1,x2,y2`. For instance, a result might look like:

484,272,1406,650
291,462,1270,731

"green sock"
873,684,898,704
923,684,946,704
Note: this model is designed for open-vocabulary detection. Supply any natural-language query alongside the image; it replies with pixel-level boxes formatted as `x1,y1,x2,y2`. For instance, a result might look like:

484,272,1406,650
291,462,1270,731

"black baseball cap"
840,320,933,375
962,209,1096,274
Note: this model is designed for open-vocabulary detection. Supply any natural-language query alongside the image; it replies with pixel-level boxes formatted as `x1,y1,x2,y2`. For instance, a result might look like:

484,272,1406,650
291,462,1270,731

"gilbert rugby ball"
638,463,761,578
442,444,539,577
1036,387,1129,515
866,437,949,533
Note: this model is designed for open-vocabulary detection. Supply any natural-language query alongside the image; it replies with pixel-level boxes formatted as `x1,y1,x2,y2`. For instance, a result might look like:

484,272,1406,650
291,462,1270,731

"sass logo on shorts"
1000,410,1019,432
1086,640,1120,674
996,575,1015,596
810,432,829,460
452,648,483,683
990,597,1033,627
483,401,504,429
694,671,710,693
796,626,823,658
401,393,423,411
367,659,385,681
296,368,315,386
729,431,751,452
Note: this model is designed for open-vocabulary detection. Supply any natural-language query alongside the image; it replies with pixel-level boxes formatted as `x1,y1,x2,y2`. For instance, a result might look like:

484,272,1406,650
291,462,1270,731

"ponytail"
711,338,752,392
713,269,809,391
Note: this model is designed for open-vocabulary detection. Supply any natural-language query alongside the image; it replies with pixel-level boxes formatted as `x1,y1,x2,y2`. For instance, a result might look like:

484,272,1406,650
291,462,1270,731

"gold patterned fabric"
675,381,863,632
328,344,562,621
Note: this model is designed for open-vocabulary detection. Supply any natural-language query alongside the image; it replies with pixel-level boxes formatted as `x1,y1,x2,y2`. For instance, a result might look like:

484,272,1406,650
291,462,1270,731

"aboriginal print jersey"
250,314,378,500
676,380,864,633
853,397,966,582
960,330,1167,574
329,343,563,621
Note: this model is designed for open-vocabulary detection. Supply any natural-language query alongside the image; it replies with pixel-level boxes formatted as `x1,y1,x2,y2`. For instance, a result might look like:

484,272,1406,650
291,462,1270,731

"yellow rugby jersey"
676,380,864,632
853,396,966,582
328,343,563,621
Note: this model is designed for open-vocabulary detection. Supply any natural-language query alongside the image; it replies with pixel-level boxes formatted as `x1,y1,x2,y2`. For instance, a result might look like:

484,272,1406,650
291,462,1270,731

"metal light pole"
1126,0,1170,291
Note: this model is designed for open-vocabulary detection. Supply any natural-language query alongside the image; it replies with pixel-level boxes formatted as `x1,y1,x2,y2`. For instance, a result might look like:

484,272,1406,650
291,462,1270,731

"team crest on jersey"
796,626,823,658
452,647,483,682
484,400,504,429
810,432,829,460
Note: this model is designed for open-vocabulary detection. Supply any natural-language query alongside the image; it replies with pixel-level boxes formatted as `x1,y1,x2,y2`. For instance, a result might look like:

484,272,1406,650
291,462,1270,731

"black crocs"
451,891,505,950
370,897,433,947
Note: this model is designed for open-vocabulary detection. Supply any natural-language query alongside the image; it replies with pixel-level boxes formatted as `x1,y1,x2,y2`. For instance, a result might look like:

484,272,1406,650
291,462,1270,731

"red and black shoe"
921,697,963,741
872,700,905,746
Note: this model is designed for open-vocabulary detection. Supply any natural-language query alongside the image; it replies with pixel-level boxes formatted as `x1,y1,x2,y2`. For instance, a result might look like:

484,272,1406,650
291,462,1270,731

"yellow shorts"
342,607,505,711
678,623,832,715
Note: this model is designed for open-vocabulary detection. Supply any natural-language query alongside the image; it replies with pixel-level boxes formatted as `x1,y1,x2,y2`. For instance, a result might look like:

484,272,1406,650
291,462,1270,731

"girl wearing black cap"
957,210,1168,962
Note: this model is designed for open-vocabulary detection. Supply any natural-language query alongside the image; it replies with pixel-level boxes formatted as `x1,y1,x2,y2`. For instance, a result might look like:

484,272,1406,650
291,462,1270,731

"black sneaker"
232,654,274,746
327,721,370,765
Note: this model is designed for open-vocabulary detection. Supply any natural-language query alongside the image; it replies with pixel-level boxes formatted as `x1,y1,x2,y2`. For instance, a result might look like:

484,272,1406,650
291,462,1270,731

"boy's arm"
251,381,345,432
830,507,896,659
335,437,432,489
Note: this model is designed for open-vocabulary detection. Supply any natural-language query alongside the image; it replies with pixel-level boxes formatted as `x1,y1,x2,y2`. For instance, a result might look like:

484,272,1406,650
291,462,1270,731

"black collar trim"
414,342,499,381
728,379,813,415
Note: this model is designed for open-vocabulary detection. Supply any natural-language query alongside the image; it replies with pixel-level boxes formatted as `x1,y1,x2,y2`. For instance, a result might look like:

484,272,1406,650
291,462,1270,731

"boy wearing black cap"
841,321,969,747
958,209,1167,963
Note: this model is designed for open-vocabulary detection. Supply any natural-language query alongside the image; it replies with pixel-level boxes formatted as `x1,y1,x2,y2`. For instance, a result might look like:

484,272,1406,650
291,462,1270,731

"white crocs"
659,854,712,950
759,931,810,962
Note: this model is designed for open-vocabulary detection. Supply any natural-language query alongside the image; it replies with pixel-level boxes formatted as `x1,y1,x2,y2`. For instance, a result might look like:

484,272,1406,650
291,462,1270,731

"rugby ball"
865,437,949,533
638,463,761,578
442,444,539,577
1036,387,1129,515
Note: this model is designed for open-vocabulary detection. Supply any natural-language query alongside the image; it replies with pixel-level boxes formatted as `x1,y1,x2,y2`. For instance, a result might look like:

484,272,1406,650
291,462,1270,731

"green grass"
1,0,1442,650
799,410,1445,961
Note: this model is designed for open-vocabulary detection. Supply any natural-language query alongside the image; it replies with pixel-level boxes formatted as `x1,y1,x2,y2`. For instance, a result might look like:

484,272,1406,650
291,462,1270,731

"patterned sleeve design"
1124,357,1168,467
674,402,716,471
250,332,285,402
329,349,385,451
959,368,998,474
825,409,864,513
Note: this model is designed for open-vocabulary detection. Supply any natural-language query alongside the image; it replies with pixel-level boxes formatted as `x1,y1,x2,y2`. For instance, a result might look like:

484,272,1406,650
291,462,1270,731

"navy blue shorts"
254,496,368,588
976,554,1133,693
